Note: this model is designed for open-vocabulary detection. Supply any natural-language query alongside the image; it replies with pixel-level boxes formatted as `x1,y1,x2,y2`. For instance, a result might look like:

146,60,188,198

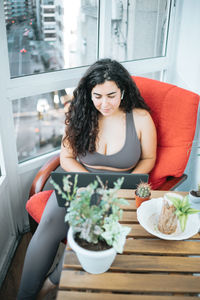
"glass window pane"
140,71,162,81
110,0,170,61
12,89,73,162
5,0,99,78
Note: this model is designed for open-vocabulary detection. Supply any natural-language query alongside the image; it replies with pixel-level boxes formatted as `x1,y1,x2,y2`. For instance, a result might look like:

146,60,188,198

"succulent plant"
51,175,131,253
165,193,200,232
136,182,151,198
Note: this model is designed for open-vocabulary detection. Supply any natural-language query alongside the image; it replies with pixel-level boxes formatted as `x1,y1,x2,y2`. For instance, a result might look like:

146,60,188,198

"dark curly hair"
63,58,150,157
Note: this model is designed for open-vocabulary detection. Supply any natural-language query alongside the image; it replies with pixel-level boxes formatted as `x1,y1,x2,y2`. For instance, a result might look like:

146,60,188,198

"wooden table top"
56,190,200,300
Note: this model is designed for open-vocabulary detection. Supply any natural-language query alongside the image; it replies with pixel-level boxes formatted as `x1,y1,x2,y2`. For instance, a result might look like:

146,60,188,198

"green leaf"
186,208,200,214
179,214,188,232
181,204,191,213
175,210,182,217
166,195,181,208
182,195,189,205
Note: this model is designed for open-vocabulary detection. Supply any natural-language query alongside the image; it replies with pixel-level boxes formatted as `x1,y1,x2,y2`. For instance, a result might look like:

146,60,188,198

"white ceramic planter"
189,191,200,203
189,190,200,210
67,227,116,274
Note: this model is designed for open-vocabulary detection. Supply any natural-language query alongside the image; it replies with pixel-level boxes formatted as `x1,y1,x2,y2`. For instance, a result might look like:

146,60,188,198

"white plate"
137,197,200,240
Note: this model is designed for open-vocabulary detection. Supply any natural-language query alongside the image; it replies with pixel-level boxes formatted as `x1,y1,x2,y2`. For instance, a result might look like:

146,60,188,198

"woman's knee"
40,209,65,229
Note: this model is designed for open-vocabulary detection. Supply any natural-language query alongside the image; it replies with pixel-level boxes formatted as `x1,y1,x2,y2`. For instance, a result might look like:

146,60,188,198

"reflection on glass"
140,71,162,81
12,89,73,162
5,0,170,78
110,0,170,61
5,0,98,77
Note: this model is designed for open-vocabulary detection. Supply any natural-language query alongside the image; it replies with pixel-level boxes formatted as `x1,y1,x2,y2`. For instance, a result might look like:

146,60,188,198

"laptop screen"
51,171,149,207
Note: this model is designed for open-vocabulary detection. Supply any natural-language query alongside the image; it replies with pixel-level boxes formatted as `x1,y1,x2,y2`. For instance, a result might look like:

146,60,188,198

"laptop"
51,171,149,207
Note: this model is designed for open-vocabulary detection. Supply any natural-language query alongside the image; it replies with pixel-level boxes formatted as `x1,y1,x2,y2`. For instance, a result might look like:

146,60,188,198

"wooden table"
56,190,200,300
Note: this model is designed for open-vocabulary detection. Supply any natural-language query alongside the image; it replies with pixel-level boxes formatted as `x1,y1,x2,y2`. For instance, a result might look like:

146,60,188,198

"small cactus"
136,182,151,198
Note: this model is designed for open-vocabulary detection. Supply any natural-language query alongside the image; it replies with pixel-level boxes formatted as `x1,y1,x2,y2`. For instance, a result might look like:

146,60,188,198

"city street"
14,108,65,162
7,21,35,77
7,20,65,162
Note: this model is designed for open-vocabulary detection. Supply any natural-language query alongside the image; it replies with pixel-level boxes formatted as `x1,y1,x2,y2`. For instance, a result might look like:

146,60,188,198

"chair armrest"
158,174,188,191
29,153,60,197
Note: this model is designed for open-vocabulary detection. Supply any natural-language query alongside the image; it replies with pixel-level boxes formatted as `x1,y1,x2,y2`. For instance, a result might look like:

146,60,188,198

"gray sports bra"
78,112,141,173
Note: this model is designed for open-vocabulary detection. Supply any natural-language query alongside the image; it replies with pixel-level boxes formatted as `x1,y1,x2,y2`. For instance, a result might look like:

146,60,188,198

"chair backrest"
133,76,199,189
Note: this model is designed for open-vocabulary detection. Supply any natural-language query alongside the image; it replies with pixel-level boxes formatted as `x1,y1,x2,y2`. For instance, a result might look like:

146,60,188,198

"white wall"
171,0,200,94
169,0,200,191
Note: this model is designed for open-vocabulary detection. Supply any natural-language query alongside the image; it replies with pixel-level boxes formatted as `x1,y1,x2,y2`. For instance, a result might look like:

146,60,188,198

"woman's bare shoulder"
133,108,155,130
133,108,151,119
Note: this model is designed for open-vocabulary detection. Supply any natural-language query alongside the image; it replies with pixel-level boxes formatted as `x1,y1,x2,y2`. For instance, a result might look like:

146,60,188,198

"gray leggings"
17,191,69,300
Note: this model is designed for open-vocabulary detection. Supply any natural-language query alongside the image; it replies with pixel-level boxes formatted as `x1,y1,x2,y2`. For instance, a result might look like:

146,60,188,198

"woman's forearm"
60,156,89,173
131,158,156,174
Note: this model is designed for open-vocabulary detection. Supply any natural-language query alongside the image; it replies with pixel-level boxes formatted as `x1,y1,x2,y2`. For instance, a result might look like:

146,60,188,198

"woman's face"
91,81,123,116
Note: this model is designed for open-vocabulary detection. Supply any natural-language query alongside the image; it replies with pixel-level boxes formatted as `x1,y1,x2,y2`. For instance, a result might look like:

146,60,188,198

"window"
5,0,170,78
43,1,54,4
109,0,170,61
44,17,55,22
44,8,55,14
5,0,99,77
45,33,56,38
3,0,173,165
12,89,69,162
140,71,163,81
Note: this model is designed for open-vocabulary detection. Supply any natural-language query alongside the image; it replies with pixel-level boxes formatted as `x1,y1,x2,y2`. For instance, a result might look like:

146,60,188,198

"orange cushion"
26,190,54,223
133,76,199,189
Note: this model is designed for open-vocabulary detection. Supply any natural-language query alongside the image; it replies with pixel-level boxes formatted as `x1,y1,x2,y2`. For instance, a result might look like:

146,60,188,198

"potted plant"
135,182,151,208
51,175,131,274
164,192,200,231
189,182,200,206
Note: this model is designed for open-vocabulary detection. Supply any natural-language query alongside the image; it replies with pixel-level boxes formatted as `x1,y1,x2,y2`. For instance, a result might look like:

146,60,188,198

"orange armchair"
26,77,199,234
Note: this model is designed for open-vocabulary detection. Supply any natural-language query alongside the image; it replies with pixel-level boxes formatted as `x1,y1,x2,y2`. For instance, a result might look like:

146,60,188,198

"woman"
17,59,157,299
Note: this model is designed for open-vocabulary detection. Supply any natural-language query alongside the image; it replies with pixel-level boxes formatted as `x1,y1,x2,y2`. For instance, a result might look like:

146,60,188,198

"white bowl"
164,192,183,203
137,197,200,240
